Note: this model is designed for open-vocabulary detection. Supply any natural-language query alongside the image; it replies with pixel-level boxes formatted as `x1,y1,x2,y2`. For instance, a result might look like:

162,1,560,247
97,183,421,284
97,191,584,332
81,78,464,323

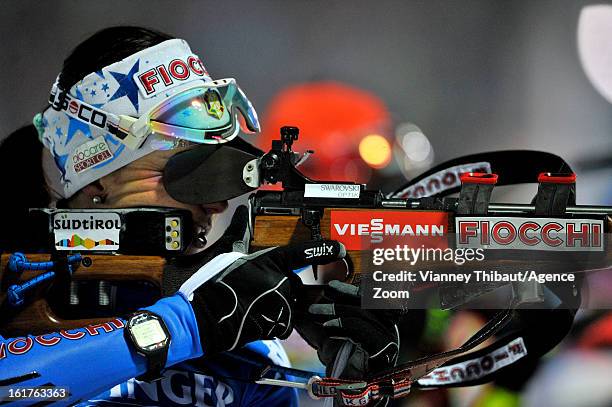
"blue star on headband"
108,60,141,112
65,88,92,145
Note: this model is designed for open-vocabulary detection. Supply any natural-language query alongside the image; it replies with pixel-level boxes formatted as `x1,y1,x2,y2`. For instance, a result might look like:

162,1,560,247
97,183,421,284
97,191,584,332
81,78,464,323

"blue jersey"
81,341,297,407
0,295,298,406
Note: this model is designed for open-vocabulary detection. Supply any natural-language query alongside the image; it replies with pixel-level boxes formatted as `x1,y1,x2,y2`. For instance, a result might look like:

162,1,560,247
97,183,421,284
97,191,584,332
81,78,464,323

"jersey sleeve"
0,293,202,405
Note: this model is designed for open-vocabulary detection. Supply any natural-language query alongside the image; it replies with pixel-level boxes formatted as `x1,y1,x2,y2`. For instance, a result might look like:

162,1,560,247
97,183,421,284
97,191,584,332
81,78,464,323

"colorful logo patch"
55,235,118,249
53,212,121,251
71,136,113,174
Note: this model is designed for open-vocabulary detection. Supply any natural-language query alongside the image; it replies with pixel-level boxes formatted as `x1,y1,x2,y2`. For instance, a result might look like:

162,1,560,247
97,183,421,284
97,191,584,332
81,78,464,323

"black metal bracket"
534,172,576,216
457,172,498,215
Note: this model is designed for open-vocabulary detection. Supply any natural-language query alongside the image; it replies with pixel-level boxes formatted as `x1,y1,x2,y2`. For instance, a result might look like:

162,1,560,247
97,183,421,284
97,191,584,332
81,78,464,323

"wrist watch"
125,310,171,382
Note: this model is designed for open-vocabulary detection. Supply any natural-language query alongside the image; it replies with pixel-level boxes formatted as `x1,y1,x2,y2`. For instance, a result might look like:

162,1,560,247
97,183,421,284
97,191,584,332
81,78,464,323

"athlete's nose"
201,200,228,214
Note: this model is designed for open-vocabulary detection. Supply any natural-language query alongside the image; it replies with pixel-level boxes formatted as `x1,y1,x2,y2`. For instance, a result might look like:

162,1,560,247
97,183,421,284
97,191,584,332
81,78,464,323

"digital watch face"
128,312,169,352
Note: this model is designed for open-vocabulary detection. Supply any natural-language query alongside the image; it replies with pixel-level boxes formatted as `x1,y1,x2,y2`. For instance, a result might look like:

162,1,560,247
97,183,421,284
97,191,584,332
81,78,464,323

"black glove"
296,280,402,380
173,208,347,354
184,241,346,354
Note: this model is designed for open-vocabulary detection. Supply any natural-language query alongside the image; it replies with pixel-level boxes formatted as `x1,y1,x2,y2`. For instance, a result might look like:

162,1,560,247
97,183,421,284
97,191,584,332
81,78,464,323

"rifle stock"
0,254,165,337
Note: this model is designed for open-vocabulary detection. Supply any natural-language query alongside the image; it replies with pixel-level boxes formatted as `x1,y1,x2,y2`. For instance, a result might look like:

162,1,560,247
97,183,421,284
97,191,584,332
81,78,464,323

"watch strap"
136,347,168,382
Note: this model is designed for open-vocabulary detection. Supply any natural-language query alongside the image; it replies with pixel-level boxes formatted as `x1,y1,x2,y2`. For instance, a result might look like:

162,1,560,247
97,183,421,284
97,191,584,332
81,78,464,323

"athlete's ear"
80,180,106,201
65,180,106,208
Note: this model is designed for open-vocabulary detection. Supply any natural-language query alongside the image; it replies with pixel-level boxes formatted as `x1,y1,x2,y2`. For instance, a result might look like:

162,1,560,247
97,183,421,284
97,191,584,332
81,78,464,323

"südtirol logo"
53,212,121,251
71,136,113,174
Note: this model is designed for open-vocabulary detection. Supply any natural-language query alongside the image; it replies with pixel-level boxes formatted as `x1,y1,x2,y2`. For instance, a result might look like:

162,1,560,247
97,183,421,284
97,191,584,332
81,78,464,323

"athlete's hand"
178,240,346,355
296,280,402,381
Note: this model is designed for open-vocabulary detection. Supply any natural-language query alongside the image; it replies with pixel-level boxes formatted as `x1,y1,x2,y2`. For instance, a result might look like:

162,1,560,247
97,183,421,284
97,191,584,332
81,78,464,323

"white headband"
38,39,213,199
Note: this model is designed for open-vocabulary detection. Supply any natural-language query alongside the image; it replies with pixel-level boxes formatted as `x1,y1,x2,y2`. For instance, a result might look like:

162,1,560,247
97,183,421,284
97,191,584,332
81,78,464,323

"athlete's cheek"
103,179,165,208
101,170,219,238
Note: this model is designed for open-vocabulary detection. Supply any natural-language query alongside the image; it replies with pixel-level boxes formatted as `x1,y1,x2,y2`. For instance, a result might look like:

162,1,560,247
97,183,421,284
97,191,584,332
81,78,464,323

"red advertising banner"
330,210,449,250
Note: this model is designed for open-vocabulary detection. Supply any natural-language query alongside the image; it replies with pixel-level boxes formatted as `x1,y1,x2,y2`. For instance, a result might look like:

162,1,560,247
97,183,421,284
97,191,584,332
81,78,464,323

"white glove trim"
217,280,238,323
369,324,400,364
179,251,246,301
228,276,291,351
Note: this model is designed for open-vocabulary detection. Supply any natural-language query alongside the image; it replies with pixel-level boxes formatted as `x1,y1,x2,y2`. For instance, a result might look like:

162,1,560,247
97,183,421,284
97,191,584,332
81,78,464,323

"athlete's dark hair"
0,26,173,249
58,26,172,91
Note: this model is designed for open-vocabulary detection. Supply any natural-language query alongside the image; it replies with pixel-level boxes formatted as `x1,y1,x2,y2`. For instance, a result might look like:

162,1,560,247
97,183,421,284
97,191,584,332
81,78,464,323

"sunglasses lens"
148,80,259,144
